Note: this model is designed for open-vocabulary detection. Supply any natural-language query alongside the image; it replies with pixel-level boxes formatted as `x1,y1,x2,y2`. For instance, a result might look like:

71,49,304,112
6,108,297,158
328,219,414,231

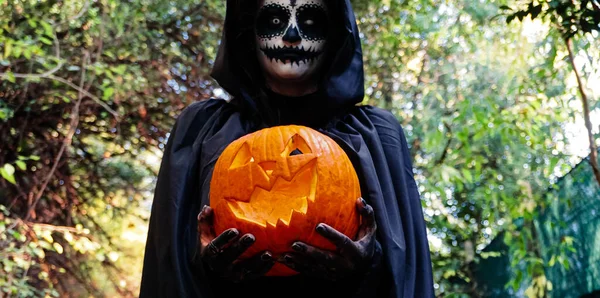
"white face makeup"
255,0,328,82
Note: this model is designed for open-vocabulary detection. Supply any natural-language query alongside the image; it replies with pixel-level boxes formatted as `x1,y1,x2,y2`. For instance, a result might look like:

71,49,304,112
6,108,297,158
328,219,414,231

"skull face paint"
255,0,328,81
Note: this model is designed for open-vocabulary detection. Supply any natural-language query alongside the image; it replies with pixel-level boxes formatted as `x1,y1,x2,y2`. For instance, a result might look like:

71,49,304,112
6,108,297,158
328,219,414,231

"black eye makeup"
256,4,292,39
296,4,328,41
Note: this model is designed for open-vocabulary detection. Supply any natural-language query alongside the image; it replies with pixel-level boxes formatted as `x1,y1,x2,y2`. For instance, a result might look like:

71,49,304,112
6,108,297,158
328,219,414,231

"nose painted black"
282,25,301,43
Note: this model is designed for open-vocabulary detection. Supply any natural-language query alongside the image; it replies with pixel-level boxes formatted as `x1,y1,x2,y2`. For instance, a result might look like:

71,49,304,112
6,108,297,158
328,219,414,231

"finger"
211,228,240,249
231,251,275,282
219,233,255,263
279,253,317,275
198,205,214,237
316,223,357,254
357,198,377,239
291,242,348,269
280,253,340,281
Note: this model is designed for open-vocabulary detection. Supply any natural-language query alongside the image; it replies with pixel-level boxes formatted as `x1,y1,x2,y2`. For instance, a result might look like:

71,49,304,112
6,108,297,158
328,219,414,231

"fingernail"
361,198,367,206
284,255,292,262
243,235,255,244
261,252,272,261
316,224,325,233
292,243,305,252
227,229,239,236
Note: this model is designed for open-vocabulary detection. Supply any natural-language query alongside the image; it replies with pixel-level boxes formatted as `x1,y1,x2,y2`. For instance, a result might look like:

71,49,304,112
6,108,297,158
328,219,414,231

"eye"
282,134,312,157
229,142,253,169
296,5,328,41
256,4,291,37
290,148,303,156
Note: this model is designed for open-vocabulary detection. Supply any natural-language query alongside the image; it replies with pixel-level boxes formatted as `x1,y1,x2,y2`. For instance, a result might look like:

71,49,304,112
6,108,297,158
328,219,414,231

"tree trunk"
565,37,600,186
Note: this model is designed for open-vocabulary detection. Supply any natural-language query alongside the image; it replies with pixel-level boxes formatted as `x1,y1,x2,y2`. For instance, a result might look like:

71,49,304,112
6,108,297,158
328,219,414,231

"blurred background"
0,0,599,297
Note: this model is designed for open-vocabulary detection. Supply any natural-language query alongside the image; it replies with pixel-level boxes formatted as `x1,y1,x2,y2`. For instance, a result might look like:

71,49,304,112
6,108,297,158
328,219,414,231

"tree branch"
0,28,64,79
591,0,600,12
0,24,119,119
565,37,600,186
23,52,90,222
435,122,453,166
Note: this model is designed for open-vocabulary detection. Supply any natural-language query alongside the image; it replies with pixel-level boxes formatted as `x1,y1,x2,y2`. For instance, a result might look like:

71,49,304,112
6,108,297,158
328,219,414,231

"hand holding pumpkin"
197,205,276,283
279,197,377,281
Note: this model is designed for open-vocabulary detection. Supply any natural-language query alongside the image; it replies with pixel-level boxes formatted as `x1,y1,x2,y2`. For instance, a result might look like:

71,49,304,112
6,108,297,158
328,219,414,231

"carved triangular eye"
290,148,303,156
229,142,253,169
282,134,312,156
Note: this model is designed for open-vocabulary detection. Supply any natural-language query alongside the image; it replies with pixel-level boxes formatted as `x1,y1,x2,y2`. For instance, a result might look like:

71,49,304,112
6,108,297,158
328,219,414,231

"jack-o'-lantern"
209,125,361,276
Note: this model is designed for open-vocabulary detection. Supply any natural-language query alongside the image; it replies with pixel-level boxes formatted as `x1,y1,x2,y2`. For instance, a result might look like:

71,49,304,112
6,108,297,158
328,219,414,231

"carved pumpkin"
209,125,361,276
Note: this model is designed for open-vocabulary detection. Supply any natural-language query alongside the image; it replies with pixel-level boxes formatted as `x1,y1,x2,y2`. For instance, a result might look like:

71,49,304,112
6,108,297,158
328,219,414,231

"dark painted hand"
280,198,377,281
197,205,275,283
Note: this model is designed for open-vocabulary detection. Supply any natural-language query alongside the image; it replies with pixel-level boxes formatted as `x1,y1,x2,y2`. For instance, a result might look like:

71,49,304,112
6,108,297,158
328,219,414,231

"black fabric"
139,0,435,297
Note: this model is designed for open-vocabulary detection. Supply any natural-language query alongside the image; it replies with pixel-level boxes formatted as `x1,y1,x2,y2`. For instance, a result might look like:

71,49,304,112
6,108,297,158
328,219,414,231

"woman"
139,0,434,297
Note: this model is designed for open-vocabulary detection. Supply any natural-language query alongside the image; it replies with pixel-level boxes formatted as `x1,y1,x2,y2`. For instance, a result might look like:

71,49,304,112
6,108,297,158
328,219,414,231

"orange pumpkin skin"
209,125,361,276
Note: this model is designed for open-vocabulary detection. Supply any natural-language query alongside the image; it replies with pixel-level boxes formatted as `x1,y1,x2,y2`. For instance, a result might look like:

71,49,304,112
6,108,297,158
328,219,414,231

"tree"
354,0,591,296
503,0,600,186
0,0,224,296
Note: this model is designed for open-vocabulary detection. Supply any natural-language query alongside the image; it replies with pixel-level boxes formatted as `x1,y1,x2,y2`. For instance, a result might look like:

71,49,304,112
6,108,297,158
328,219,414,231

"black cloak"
139,0,435,297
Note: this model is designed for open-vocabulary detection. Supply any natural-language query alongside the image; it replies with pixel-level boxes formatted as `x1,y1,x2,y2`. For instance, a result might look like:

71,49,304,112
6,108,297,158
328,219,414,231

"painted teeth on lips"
260,45,322,64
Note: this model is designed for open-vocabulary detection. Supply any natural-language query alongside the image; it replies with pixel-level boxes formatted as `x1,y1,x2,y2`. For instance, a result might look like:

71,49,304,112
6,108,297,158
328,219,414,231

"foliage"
356,0,598,296
498,1,599,296
1,0,224,296
1,0,598,297
502,0,599,39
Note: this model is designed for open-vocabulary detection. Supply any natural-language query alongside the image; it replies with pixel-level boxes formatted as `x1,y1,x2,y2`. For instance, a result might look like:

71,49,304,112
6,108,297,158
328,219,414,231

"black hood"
210,0,365,118
140,1,435,297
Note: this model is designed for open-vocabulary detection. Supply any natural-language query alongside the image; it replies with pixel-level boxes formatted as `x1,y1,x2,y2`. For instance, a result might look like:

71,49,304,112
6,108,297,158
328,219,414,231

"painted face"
255,0,328,81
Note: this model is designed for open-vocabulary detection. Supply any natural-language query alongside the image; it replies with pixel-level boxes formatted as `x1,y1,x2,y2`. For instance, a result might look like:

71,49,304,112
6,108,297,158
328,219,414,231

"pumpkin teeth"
225,158,317,228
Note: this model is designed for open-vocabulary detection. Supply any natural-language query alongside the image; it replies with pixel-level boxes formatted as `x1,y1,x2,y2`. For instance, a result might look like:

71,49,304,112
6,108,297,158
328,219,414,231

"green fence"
474,153,600,297
536,155,600,297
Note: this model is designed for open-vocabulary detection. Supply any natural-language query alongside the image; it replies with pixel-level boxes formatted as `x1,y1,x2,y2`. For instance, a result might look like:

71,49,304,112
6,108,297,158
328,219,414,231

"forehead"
260,0,326,8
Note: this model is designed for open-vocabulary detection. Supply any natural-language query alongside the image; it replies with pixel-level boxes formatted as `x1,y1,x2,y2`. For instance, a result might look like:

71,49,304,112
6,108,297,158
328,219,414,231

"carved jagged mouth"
260,45,323,65
225,159,317,228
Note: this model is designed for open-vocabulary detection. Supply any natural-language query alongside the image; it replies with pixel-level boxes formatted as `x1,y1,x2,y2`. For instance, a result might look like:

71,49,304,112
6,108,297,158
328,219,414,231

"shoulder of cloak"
357,105,416,169
169,98,229,151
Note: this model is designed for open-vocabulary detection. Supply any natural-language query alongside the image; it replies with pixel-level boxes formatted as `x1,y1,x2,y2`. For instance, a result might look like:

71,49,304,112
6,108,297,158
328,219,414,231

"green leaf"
52,242,63,254
39,37,53,45
4,164,15,176
462,169,473,183
0,164,16,184
563,236,574,245
530,5,543,19
27,19,37,28
549,156,560,171
24,48,33,59
32,247,46,259
480,251,502,259
15,160,26,171
506,14,516,23
560,257,570,270
103,87,115,100
111,65,127,75
40,21,54,37
3,39,12,58
4,71,16,83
